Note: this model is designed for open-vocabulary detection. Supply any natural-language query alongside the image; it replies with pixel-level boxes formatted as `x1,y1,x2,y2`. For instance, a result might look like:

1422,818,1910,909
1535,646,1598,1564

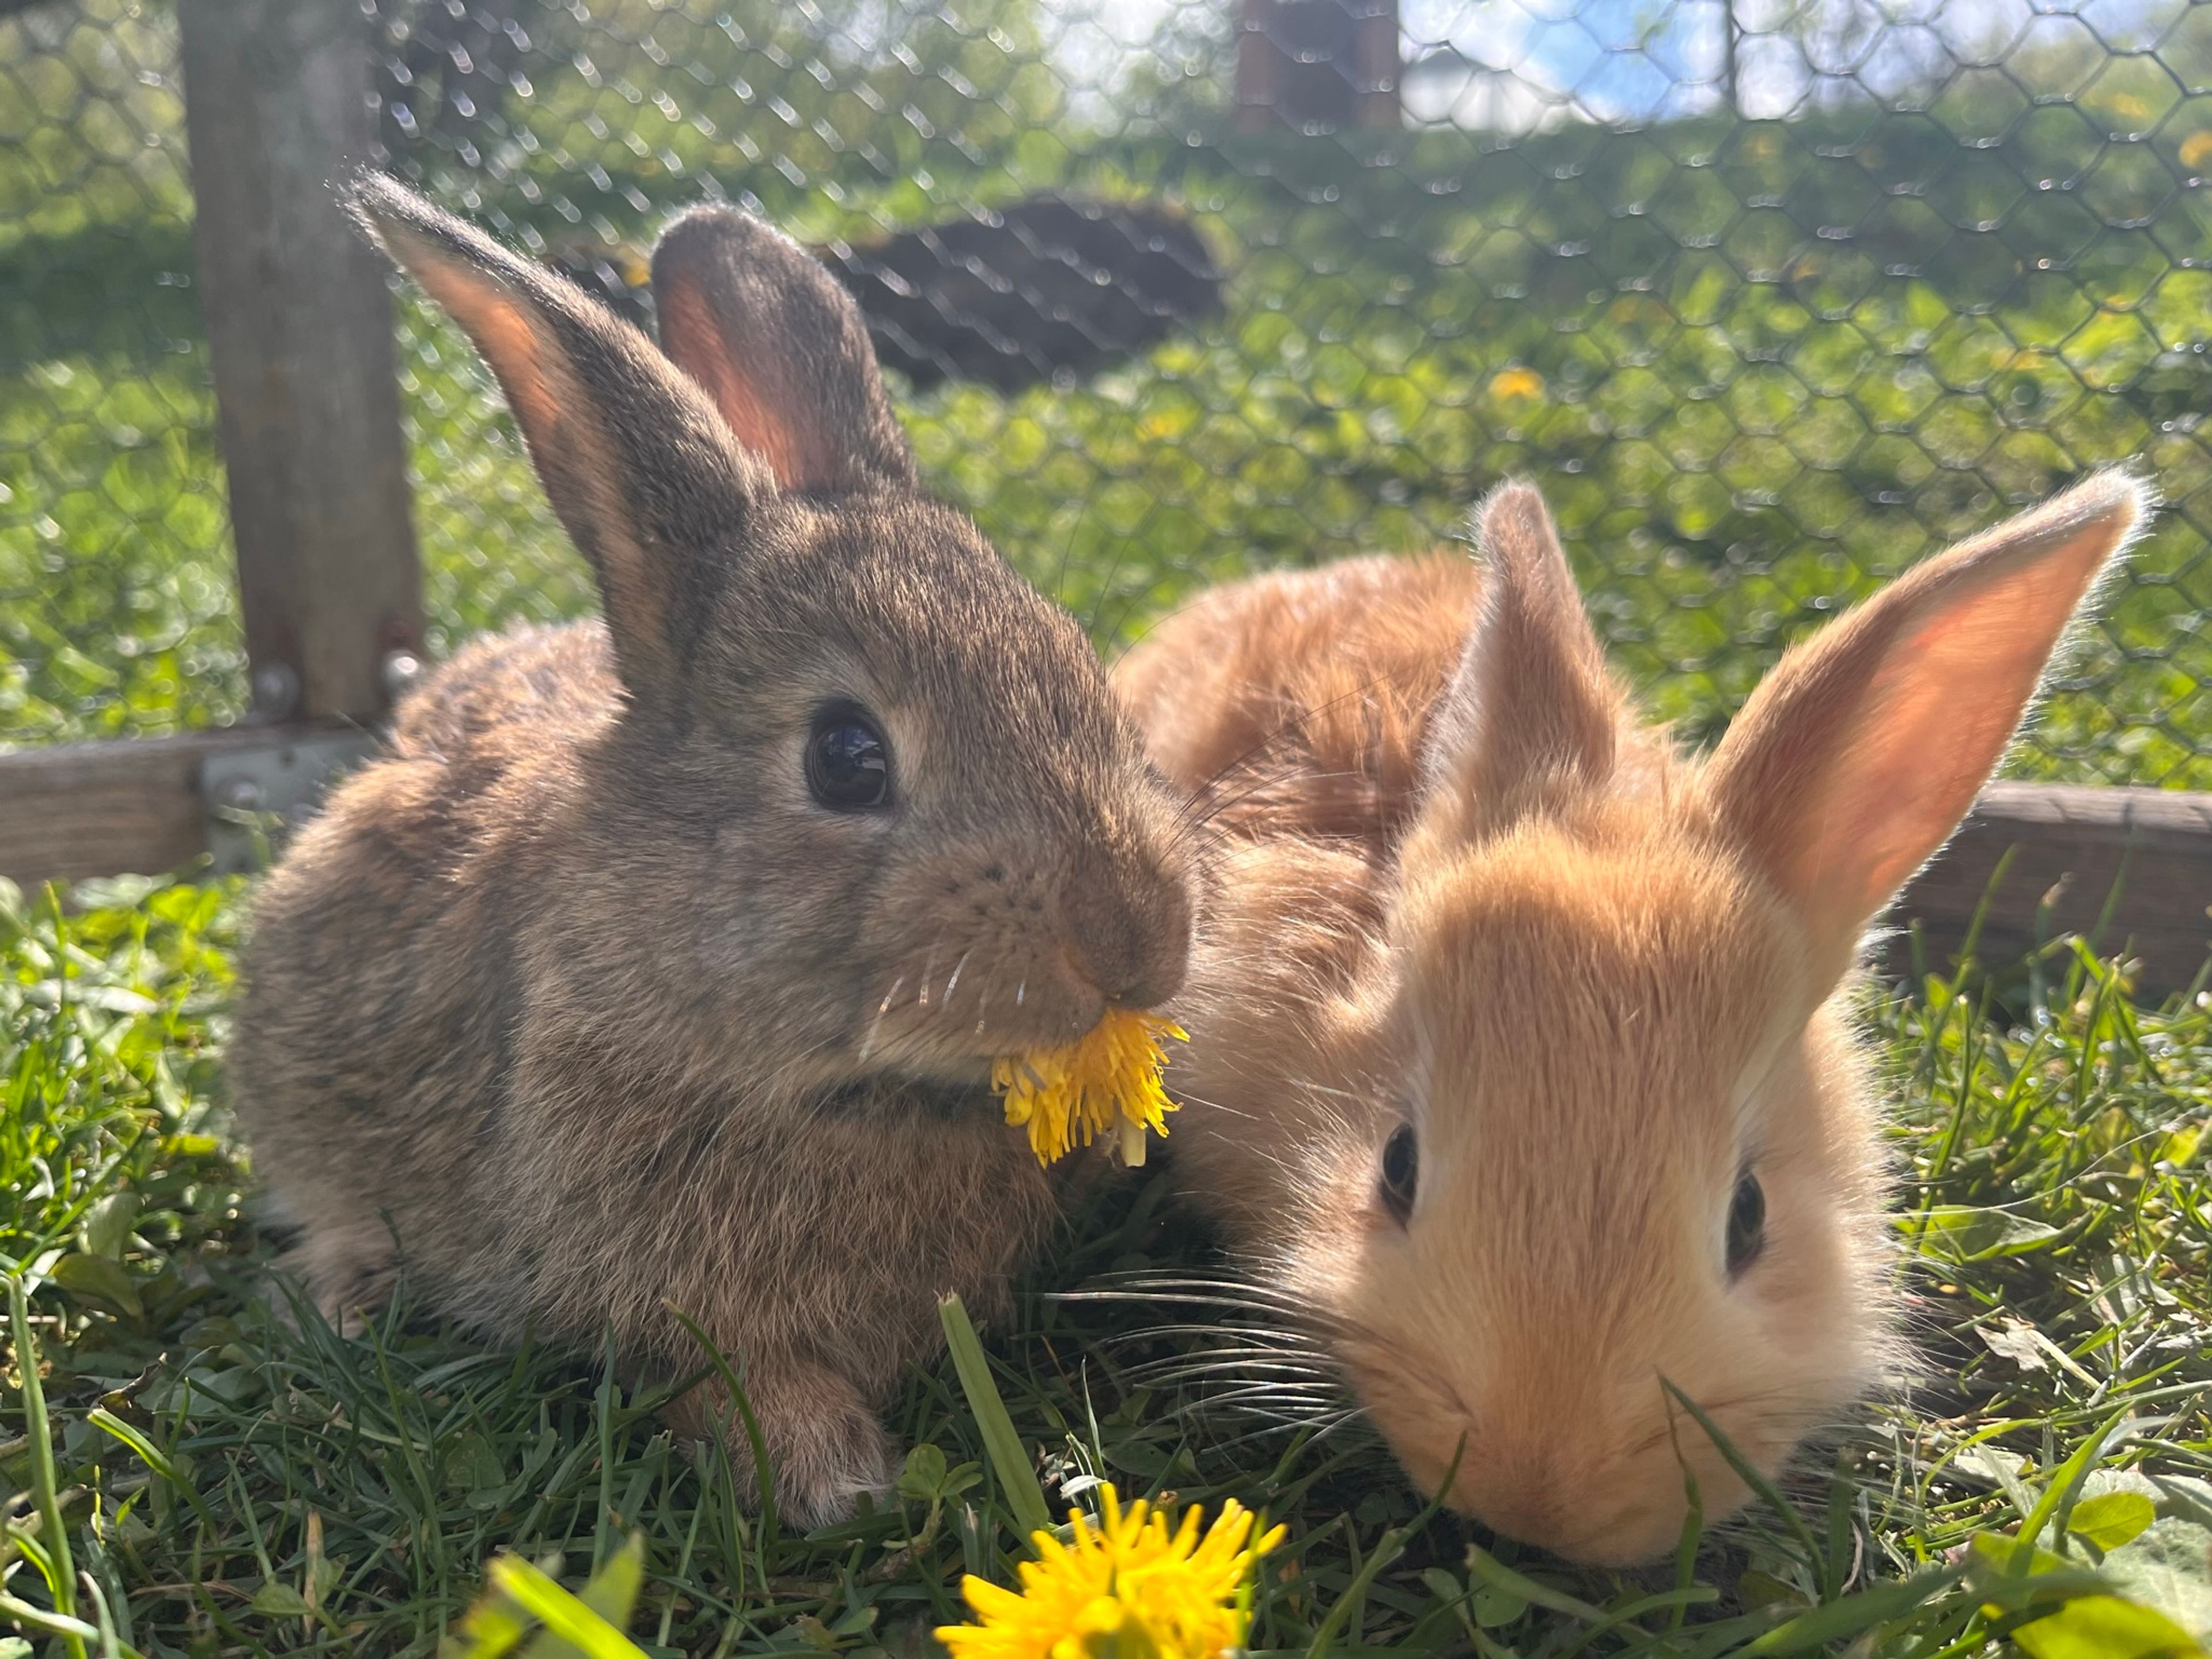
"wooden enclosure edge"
1,744,2205,995
1889,781,2212,994
0,725,370,893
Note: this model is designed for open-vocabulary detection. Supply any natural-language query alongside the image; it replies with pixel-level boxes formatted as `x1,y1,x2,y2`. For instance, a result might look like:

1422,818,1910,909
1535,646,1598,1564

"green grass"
3,875,2211,1657
7,4,2212,1650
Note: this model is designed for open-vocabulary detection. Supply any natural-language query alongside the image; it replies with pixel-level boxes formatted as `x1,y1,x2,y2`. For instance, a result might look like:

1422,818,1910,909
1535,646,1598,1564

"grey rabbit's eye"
1379,1123,1418,1224
1726,1170,1766,1277
807,706,891,810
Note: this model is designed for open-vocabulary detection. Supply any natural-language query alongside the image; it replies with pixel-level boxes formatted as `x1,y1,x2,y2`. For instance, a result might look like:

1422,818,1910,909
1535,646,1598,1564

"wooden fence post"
177,0,423,725
1237,0,1403,134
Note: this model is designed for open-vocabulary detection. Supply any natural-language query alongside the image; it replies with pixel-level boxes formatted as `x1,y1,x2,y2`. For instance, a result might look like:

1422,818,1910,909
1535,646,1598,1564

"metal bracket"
199,729,381,876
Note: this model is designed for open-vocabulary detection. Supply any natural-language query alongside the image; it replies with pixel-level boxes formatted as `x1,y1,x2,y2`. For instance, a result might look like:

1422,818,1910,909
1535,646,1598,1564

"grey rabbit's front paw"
671,1358,896,1531
234,177,1191,1567
260,1224,400,1340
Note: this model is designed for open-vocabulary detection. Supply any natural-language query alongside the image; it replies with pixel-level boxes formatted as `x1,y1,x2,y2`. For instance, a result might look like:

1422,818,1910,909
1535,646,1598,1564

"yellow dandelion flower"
995,1007,1185,1168
938,1484,1286,1659
2181,129,2212,174
1487,366,1545,402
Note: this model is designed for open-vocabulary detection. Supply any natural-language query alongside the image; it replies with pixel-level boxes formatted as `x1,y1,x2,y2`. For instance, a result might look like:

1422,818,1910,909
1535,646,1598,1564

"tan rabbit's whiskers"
1120,469,2148,1565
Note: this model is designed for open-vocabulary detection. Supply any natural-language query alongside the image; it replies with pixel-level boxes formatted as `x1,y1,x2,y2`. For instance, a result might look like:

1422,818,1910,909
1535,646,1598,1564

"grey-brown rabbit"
230,176,1196,1527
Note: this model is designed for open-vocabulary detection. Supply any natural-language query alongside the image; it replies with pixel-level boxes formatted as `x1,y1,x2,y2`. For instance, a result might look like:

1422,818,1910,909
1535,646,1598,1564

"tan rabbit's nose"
1456,1470,1672,1567
1057,846,1193,1011
1436,1419,1730,1566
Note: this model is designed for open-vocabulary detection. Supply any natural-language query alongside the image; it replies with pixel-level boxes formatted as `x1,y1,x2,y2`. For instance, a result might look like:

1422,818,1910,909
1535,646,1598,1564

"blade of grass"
937,1293,1051,1540
493,1553,648,1659
666,1302,780,1567
75,1571,128,1659
1554,1586,1719,1659
594,1328,619,1574
0,1592,131,1657
1668,1414,1706,1627
1464,1540,1610,1624
1738,1565,1968,1656
9,1272,84,1659
2014,1408,2131,1565
84,1408,219,1535
1307,1440,1463,1658
1662,1378,1824,1573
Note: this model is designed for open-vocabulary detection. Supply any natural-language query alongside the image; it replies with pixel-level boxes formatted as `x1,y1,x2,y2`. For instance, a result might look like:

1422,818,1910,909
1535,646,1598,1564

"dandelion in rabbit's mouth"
994,1006,1185,1168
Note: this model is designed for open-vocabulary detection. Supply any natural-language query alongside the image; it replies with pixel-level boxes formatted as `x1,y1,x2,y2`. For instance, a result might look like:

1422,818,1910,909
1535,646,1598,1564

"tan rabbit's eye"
807,705,892,811
1726,1171,1766,1277
1379,1123,1418,1225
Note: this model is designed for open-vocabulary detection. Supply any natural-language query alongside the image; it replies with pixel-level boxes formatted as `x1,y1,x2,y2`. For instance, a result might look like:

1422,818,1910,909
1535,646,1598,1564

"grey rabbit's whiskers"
855,974,907,1067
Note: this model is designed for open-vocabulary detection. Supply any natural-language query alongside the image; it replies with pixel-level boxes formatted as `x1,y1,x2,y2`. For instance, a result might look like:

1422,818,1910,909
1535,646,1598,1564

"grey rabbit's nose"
1058,848,1193,1011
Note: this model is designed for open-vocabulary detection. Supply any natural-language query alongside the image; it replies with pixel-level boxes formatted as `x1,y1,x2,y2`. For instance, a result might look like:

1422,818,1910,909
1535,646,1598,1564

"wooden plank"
1234,0,1285,132
1352,0,1403,130
1,735,2206,993
177,0,423,724
1,729,267,891
0,725,374,892
1235,0,1402,132
1891,782,2212,993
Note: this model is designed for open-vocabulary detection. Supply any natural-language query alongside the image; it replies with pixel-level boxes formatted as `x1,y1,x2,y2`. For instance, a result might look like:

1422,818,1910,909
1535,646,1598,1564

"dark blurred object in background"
825,195,1223,392
550,193,1223,396
373,0,533,160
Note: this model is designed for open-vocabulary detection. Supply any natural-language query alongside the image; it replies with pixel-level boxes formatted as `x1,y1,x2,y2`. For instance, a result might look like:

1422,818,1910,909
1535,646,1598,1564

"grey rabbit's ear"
650,205,916,495
344,171,755,696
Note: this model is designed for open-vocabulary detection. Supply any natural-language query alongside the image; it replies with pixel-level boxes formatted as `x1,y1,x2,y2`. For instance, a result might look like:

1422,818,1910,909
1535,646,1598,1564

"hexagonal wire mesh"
3,0,2210,782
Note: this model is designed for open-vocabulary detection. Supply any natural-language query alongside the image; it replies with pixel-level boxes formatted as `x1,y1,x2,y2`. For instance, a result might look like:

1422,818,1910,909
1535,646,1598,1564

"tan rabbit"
231,176,1197,1528
1116,472,2146,1564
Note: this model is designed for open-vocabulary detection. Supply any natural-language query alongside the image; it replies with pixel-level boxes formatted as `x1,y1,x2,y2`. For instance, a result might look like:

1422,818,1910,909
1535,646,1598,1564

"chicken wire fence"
5,0,2212,783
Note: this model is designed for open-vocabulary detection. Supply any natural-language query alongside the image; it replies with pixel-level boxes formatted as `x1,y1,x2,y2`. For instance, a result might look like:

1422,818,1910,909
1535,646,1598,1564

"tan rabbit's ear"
1705,469,2149,990
1419,482,1626,838
650,207,915,495
345,172,755,696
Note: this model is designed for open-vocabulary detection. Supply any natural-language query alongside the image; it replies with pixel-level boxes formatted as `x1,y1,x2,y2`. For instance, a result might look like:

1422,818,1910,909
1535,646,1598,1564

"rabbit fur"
1116,472,2147,1564
232,176,1198,1528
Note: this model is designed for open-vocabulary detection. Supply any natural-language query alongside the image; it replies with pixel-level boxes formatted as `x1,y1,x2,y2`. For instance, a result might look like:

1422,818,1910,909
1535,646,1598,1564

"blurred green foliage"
3,0,2210,784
